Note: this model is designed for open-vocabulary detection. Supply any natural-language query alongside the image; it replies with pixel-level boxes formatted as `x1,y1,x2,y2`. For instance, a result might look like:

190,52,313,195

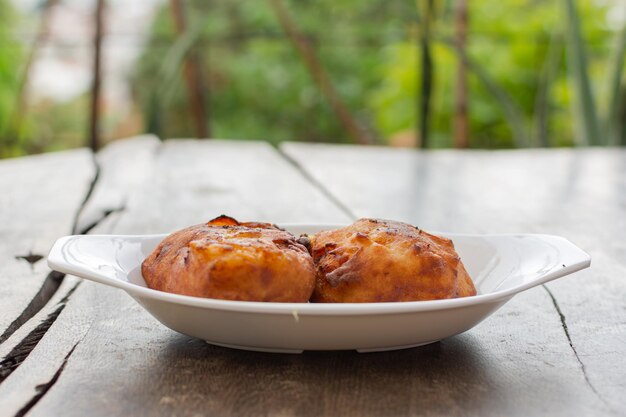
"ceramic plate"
47,225,590,353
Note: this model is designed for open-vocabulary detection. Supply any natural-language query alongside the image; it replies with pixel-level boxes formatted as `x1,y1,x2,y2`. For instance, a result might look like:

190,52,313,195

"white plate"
47,225,590,353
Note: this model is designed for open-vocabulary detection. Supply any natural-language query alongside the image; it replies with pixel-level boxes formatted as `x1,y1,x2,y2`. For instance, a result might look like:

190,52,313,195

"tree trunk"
453,0,469,148
418,0,435,149
169,0,210,138
89,0,105,151
268,0,372,145
11,0,58,138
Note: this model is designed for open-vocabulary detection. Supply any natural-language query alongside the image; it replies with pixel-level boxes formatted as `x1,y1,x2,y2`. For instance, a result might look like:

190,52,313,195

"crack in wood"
14,253,44,267
13,342,79,417
0,271,64,346
0,304,65,384
542,285,615,414
1,201,120,348
0,155,98,346
71,153,101,235
2,137,158,414
79,206,125,235
56,281,81,305
0,281,81,386
0,153,114,370
276,146,357,221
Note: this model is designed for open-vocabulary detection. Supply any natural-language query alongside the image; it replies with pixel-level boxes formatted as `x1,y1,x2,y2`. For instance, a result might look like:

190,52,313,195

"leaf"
533,31,562,147
443,38,528,148
417,0,437,148
563,0,600,145
604,25,626,146
158,22,204,106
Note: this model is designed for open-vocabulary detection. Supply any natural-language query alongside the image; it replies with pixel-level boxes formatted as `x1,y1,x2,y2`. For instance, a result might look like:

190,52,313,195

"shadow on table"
144,333,511,416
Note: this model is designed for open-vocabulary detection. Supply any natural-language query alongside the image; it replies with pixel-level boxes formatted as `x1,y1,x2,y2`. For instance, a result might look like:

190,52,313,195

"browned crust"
141,215,315,302
310,218,477,302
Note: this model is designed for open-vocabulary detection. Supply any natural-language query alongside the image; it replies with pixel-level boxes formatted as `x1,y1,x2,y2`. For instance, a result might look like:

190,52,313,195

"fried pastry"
310,218,476,302
141,215,315,302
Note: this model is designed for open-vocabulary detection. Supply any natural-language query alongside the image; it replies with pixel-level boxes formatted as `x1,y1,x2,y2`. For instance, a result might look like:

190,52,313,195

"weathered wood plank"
108,139,351,233
0,275,90,415
24,282,608,417
7,141,622,416
0,276,79,360
282,143,626,414
0,150,94,343
2,139,350,416
0,136,159,413
75,134,161,233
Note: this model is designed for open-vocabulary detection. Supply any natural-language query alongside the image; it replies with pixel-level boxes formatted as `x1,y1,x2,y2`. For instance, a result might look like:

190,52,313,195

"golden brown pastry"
141,215,315,302
310,218,476,302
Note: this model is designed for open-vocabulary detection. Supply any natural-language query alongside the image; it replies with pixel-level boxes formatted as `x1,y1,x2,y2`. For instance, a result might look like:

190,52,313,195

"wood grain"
75,134,161,233
282,143,626,414
0,149,94,342
5,139,350,416
0,137,162,414
108,139,351,233
27,284,606,417
4,141,623,416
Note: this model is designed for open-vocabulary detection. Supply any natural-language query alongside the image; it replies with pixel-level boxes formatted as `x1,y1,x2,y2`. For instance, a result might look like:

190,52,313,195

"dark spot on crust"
272,238,295,250
272,237,311,255
325,263,361,288
297,235,312,253
273,238,289,246
413,244,423,254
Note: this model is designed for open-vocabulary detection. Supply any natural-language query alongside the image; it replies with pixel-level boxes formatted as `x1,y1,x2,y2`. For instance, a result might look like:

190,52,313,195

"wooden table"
1,136,624,417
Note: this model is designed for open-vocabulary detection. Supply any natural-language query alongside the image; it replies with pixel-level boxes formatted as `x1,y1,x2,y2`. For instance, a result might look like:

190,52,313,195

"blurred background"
0,0,624,158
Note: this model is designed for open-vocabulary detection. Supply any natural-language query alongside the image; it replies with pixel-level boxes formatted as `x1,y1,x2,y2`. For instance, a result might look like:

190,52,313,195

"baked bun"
310,218,476,302
141,215,315,302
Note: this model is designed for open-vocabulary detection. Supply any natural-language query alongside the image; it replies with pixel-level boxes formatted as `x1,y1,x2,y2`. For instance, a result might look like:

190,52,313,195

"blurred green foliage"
134,0,622,148
0,0,624,156
370,0,613,148
134,0,416,144
0,0,23,156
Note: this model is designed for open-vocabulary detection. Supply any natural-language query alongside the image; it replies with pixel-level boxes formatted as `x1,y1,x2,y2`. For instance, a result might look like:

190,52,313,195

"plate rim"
47,227,591,316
